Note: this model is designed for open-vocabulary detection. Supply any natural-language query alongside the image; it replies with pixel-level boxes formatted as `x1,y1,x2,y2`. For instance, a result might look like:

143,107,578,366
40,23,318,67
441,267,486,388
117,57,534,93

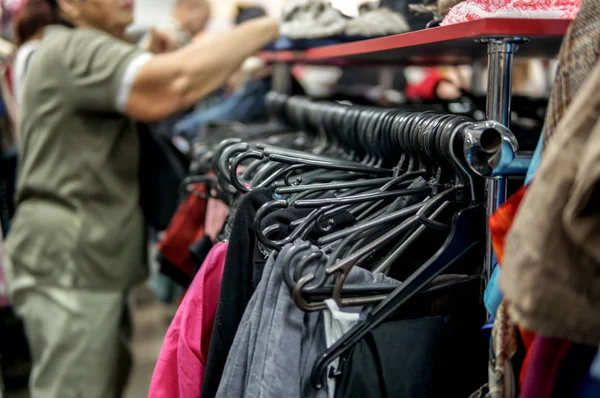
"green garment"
5,25,151,291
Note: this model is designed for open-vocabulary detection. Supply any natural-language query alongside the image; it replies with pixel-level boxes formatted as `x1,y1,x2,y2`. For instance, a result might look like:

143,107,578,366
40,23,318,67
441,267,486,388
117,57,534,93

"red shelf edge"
258,18,571,63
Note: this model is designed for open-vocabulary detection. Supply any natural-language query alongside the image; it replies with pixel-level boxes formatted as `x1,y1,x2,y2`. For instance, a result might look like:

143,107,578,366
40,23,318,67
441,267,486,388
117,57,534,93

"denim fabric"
173,79,269,140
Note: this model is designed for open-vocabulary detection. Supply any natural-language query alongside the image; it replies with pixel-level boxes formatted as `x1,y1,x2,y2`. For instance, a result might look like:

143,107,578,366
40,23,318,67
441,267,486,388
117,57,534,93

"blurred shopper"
171,3,273,139
141,0,214,139
11,0,58,103
141,0,211,51
0,0,57,240
2,0,279,397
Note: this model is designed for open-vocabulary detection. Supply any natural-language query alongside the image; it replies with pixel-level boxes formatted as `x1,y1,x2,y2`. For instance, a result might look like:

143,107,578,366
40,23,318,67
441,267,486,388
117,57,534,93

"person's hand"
148,28,176,54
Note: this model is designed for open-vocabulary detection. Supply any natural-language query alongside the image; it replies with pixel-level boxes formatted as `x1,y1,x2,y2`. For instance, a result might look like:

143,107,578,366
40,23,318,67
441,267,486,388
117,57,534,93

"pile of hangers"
187,93,513,397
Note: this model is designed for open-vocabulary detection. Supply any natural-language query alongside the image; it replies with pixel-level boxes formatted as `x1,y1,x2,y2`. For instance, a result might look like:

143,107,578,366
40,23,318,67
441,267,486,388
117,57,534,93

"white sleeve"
115,52,153,113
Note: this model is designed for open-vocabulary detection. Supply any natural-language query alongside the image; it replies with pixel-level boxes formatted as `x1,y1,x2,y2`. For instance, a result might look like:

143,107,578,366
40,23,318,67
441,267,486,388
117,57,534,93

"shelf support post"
479,36,526,281
272,63,292,94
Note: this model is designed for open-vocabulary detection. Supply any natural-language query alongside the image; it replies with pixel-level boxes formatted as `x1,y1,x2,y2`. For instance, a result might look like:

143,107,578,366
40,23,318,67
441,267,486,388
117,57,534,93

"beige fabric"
5,257,132,398
501,61,600,346
4,26,149,291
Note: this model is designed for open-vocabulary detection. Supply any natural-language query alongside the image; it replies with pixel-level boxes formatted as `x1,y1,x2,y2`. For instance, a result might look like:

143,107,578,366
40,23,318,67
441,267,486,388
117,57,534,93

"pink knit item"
441,0,581,25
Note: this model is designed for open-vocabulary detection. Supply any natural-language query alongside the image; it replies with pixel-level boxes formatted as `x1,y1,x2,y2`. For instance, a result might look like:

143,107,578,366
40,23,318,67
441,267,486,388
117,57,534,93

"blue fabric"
525,134,544,185
481,316,494,341
483,133,545,318
150,272,184,303
173,79,269,140
484,265,503,316
578,372,600,398
0,95,6,117
577,352,600,398
591,351,600,381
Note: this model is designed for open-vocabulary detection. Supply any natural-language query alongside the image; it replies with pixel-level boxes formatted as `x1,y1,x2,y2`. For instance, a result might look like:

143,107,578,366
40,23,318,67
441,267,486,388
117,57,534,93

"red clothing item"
405,69,444,101
149,242,228,398
520,336,572,398
157,185,208,285
489,185,527,265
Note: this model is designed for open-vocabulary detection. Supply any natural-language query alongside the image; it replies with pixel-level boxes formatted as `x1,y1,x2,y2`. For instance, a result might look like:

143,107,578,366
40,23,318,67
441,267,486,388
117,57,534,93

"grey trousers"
5,258,133,398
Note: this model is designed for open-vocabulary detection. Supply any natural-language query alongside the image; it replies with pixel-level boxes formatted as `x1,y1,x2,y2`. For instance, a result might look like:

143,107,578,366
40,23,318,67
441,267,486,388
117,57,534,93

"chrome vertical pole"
272,62,292,94
480,37,526,281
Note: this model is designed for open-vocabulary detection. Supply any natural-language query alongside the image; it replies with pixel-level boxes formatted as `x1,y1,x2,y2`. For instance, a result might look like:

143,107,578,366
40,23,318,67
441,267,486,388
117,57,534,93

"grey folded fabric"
281,2,348,40
281,1,409,40
344,8,410,37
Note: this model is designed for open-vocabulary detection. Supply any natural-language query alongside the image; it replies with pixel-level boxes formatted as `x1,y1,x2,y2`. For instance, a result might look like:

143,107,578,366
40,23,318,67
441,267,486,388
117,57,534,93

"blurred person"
141,0,211,51
0,0,57,239
2,0,279,397
170,3,274,139
140,0,213,140
11,0,59,103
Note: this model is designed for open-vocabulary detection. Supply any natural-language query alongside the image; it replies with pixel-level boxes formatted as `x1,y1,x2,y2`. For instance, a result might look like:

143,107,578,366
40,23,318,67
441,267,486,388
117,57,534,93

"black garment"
552,344,597,398
335,315,483,398
190,235,215,275
0,151,17,236
336,317,448,398
335,272,488,398
201,188,273,398
201,190,357,398
138,123,190,231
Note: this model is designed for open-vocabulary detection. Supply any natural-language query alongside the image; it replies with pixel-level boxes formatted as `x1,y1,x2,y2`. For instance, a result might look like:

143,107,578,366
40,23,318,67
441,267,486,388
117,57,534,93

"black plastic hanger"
310,204,483,389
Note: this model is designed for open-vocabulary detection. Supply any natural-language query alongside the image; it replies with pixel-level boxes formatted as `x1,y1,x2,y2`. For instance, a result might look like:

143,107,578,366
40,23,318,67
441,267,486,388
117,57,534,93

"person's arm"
126,17,279,122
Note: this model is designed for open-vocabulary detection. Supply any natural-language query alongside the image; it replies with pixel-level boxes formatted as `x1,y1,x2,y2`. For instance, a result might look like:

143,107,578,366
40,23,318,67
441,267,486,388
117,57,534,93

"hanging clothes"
543,0,600,146
335,316,449,398
149,242,228,398
156,185,209,287
202,190,357,398
322,299,361,398
520,336,597,398
215,243,398,398
501,61,600,346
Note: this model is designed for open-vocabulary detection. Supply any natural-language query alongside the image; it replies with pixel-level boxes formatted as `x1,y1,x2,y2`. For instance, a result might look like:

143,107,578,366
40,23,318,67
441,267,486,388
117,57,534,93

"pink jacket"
149,242,228,398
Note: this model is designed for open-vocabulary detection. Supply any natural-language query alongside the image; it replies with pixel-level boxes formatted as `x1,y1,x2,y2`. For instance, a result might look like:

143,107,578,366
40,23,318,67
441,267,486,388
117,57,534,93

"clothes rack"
259,17,569,282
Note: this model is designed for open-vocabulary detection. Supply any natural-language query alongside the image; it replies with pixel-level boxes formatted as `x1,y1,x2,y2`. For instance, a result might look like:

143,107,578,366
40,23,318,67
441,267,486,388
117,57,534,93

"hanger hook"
230,150,265,193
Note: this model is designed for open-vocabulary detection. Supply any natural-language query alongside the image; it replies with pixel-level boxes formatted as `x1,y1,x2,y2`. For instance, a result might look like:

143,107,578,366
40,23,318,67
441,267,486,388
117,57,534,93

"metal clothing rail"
265,17,569,282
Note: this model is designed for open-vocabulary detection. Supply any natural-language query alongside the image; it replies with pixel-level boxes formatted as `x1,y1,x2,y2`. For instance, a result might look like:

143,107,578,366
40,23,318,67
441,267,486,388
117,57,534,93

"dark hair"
14,0,59,45
235,5,266,25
